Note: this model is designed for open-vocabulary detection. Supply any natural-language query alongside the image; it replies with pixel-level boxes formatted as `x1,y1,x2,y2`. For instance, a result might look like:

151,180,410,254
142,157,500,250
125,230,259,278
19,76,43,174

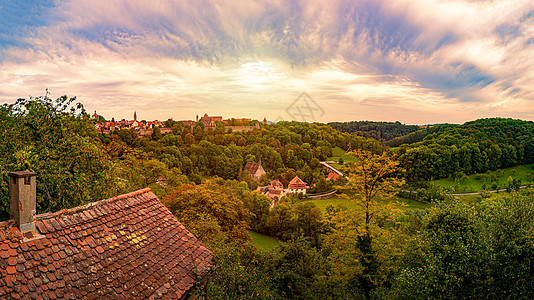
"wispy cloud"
0,0,533,123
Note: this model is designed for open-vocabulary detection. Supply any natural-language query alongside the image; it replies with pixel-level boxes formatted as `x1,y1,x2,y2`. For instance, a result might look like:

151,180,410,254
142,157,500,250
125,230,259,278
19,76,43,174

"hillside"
328,120,420,141
395,118,534,182
385,123,458,147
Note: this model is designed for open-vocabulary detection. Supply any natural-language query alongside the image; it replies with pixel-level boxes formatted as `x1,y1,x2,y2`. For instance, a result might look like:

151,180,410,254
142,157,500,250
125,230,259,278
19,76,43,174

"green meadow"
305,193,431,212
249,230,281,250
432,164,534,193
327,147,358,163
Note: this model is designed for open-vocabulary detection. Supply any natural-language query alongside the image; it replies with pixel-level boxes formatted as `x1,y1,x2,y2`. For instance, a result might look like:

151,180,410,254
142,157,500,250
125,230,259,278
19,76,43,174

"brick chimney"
9,171,37,232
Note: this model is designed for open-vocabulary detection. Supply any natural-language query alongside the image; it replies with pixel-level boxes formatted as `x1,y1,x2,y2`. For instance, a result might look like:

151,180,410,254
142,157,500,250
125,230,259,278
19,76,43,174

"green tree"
391,200,494,299
184,133,195,145
0,96,120,220
151,126,162,140
484,193,534,297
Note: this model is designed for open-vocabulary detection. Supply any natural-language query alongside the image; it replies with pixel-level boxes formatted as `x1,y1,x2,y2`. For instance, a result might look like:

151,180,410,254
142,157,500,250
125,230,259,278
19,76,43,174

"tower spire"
134,111,137,121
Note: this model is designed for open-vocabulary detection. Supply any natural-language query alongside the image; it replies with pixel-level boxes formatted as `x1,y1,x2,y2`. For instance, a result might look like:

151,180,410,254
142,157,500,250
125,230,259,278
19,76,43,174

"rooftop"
289,176,307,186
243,162,261,174
0,188,213,299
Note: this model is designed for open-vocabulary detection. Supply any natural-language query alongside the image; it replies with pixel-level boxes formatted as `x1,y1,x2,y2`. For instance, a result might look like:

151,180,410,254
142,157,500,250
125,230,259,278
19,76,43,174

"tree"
193,122,205,141
345,150,404,235
184,133,195,145
151,126,162,140
333,149,404,299
484,192,534,298
392,203,491,299
506,176,521,192
0,96,120,220
163,181,252,241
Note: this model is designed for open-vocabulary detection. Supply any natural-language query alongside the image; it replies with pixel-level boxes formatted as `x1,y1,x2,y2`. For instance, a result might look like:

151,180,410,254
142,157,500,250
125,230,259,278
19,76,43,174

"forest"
328,121,421,142
394,118,534,183
0,96,533,299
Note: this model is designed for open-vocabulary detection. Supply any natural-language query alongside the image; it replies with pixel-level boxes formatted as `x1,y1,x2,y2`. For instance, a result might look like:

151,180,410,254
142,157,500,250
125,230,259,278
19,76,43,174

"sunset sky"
1,0,533,124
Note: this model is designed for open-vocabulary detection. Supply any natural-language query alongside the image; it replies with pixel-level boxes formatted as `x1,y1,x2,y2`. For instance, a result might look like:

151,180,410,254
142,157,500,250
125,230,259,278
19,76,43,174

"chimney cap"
8,171,37,178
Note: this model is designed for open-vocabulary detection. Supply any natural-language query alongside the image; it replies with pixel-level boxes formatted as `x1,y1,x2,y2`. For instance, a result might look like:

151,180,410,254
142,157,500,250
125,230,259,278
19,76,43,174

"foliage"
396,118,534,182
117,152,189,197
0,96,120,220
390,194,534,298
7,95,534,298
324,150,405,299
200,233,332,300
263,198,323,247
386,124,458,147
163,180,254,241
99,120,382,191
343,150,405,233
329,121,420,142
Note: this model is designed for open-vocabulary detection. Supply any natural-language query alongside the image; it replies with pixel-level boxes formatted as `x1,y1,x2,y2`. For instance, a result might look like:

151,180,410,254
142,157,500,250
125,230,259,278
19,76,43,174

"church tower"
134,111,137,121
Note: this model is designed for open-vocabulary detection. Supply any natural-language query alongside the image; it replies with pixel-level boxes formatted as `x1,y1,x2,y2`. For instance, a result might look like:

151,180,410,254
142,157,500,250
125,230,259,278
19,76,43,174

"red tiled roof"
268,180,284,189
289,176,306,186
200,114,223,126
265,189,283,200
326,173,339,181
0,188,213,299
179,120,195,126
288,176,308,189
243,162,260,174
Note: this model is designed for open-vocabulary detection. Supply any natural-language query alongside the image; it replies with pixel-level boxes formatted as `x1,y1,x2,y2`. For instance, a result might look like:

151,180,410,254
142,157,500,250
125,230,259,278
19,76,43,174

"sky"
0,0,533,124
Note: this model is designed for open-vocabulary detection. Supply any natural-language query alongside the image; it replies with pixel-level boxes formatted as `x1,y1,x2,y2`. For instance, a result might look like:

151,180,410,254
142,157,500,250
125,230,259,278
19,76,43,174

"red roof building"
243,162,266,182
266,189,285,200
268,180,284,190
0,172,213,299
288,176,308,194
199,114,223,127
179,120,196,126
326,173,339,181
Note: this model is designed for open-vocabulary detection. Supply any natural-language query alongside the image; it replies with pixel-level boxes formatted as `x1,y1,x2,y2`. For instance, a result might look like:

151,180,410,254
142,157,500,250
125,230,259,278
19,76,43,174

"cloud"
0,0,533,124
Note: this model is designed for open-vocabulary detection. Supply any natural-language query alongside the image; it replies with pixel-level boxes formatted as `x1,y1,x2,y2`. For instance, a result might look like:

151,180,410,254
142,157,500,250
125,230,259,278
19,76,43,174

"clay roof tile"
0,188,213,299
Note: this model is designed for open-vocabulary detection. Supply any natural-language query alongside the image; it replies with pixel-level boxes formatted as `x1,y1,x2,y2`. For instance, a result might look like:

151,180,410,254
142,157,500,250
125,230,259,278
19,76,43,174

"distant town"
93,111,269,136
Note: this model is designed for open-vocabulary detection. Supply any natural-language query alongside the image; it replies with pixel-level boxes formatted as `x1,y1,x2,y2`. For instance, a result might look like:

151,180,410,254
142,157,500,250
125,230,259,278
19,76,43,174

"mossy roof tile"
0,188,213,299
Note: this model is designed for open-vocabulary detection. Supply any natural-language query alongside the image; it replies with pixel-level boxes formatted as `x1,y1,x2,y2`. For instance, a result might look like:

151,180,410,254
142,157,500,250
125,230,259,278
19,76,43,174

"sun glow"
236,60,287,88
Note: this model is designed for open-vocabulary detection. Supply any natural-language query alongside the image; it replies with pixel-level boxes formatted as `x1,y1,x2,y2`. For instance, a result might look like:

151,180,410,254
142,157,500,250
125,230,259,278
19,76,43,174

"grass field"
432,164,534,193
327,162,345,170
327,147,358,163
306,193,431,212
249,231,281,249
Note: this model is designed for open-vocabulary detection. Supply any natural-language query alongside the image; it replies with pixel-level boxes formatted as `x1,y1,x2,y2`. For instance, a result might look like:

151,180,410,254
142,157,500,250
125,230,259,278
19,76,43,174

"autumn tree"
325,149,404,299
346,149,404,233
163,181,253,242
